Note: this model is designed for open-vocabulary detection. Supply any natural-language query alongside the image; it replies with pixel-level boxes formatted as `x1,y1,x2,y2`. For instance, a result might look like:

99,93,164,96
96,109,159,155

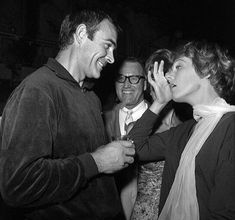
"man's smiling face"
79,19,117,80
115,61,146,109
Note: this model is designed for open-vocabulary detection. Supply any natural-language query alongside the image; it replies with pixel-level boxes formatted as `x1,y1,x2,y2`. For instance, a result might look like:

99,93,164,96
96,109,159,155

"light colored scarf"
158,98,235,220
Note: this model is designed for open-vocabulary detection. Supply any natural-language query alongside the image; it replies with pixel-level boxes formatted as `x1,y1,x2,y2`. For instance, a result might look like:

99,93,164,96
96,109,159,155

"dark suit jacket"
104,101,150,141
104,101,149,194
104,103,123,141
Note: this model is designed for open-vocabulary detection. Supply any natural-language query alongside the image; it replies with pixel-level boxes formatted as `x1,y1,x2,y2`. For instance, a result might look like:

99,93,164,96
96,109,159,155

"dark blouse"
129,109,235,220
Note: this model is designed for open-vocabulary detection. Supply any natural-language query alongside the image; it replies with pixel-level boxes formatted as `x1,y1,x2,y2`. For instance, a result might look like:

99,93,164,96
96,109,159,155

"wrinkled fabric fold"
158,98,235,220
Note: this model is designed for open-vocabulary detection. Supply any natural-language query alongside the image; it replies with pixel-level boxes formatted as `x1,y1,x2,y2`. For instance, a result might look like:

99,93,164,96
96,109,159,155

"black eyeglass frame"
116,74,145,84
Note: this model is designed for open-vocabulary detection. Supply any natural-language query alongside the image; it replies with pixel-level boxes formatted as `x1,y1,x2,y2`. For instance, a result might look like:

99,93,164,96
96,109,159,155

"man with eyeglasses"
104,57,148,220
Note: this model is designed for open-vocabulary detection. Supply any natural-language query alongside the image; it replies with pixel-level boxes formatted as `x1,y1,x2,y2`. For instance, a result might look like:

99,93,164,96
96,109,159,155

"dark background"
0,0,235,112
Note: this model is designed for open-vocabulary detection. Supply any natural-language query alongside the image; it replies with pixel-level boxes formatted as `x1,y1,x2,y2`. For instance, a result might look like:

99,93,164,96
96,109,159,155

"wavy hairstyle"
145,49,174,74
175,41,235,103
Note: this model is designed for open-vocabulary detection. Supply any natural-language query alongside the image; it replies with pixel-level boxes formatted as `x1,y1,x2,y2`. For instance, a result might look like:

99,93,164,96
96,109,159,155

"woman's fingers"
148,61,164,88
148,70,154,86
147,60,172,104
158,60,165,78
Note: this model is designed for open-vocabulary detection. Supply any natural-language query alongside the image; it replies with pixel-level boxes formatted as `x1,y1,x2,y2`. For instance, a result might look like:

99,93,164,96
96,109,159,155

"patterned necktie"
124,110,133,134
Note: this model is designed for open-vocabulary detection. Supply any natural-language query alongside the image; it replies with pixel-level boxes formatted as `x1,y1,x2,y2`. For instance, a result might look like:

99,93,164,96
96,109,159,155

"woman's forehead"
174,56,191,63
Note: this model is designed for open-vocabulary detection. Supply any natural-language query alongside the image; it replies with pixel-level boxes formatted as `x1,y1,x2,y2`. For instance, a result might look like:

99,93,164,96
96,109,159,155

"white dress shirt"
119,100,148,136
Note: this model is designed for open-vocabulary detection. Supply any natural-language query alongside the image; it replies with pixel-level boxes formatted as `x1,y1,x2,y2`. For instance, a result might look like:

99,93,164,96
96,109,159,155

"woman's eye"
175,65,182,70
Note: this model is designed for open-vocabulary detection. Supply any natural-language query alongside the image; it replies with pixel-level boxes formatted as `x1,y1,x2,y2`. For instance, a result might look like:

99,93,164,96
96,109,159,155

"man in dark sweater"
0,10,135,220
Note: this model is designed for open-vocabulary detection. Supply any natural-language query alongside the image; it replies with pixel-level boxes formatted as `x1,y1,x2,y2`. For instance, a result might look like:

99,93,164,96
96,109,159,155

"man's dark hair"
58,9,119,50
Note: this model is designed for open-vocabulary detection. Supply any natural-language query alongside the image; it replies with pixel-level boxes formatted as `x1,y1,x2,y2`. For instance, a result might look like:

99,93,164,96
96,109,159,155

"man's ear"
74,24,87,44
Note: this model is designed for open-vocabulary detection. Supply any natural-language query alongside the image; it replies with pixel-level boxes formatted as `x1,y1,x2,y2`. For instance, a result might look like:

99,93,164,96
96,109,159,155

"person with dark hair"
0,9,135,220
131,49,182,220
104,56,148,219
129,41,235,220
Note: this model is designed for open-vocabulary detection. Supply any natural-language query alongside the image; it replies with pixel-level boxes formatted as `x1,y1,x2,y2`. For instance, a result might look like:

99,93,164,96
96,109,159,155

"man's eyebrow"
107,39,117,48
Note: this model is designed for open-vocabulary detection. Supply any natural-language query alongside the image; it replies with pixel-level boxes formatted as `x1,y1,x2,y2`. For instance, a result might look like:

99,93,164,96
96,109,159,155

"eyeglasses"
116,75,145,84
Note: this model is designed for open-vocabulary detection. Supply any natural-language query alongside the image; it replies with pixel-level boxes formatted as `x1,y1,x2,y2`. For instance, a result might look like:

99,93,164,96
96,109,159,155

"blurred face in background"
115,61,146,109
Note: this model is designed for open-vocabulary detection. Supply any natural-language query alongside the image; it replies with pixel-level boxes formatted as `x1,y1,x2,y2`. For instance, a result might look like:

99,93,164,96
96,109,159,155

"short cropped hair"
175,41,235,103
58,9,119,50
118,57,146,77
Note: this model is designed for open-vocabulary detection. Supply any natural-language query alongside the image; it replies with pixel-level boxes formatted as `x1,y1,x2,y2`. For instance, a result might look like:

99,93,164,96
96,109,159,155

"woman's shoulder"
218,111,235,128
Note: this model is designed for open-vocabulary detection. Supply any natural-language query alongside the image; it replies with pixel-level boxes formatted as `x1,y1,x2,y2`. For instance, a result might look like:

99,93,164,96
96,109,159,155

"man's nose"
106,50,115,64
123,78,131,87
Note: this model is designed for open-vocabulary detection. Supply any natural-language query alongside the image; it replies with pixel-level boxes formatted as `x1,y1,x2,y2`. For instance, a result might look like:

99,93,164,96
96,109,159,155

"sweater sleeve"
129,109,167,162
207,115,235,219
0,85,98,208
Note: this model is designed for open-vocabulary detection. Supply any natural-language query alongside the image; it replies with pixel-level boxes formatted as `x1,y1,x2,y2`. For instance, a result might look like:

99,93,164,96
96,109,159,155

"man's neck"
55,49,84,83
123,100,146,112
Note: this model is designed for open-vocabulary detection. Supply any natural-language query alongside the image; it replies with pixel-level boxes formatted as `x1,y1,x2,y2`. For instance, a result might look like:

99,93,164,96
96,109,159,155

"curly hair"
175,41,235,103
145,49,174,74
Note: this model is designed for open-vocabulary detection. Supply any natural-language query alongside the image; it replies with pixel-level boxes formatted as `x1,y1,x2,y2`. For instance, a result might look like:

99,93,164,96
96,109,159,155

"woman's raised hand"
148,60,172,105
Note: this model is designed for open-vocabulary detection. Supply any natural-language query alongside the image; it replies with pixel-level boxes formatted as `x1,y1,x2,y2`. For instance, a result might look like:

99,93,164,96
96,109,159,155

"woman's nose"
165,71,174,82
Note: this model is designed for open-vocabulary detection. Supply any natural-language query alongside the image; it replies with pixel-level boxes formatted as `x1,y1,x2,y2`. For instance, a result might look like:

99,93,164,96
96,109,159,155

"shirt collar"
122,100,147,114
45,58,77,83
44,58,94,91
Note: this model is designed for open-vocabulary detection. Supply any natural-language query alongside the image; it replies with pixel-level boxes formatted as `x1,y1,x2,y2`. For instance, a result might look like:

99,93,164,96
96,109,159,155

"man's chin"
121,98,133,106
90,71,101,79
122,95,133,101
94,74,100,79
